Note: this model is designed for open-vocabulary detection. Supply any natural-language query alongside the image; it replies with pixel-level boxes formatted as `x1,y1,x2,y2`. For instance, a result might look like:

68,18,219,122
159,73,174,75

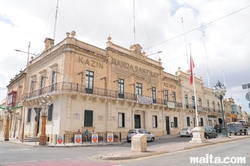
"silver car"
127,129,155,142
179,128,193,137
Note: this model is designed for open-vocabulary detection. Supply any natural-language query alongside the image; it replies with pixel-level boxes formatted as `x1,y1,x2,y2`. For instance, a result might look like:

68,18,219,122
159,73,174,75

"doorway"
34,108,42,136
134,114,141,128
165,116,170,134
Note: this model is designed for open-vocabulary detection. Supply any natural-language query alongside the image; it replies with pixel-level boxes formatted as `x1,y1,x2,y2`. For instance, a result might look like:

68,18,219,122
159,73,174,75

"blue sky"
0,0,250,113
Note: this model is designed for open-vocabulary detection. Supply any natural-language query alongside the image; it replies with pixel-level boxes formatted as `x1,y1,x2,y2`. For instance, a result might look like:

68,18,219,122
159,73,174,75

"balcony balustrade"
23,82,182,108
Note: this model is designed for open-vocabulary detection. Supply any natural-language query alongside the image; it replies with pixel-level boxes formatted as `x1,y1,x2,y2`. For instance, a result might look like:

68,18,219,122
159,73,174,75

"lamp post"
4,106,12,141
38,94,51,145
213,80,227,137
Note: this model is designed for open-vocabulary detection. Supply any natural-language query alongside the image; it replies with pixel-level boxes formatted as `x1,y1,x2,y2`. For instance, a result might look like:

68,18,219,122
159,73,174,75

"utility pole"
14,42,36,143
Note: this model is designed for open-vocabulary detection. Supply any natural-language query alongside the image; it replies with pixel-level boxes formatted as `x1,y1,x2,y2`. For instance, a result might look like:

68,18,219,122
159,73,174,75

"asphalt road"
0,133,248,166
115,138,250,166
0,136,191,165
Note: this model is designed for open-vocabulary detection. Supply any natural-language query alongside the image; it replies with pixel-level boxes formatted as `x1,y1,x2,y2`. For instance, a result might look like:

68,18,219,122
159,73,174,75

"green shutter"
47,104,53,121
84,110,93,127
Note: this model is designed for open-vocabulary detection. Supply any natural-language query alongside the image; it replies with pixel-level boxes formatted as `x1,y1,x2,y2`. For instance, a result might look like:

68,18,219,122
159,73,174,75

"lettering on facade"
163,82,176,89
78,57,103,69
110,116,116,121
112,58,159,78
98,115,103,121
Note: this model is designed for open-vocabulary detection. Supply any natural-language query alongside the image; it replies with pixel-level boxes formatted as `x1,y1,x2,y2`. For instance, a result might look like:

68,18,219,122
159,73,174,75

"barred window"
84,110,93,127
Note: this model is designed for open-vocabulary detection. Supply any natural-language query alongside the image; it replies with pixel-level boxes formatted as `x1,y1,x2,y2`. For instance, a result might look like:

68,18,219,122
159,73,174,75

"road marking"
9,148,30,151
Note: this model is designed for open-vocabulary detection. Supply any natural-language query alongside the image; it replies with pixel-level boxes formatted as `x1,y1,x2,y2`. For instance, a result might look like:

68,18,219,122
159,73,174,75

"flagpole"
190,44,199,127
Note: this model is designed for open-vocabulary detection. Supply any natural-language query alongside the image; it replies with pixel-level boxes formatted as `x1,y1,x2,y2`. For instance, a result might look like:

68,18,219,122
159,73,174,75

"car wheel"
234,132,237,135
151,137,155,142
214,134,218,138
180,135,183,137
205,135,209,139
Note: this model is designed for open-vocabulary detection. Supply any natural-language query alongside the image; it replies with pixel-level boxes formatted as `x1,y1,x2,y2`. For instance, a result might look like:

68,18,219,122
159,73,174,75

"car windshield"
128,130,135,133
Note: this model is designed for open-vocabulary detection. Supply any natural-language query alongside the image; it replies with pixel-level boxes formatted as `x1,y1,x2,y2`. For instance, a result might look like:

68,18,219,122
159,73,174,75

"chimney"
44,38,54,51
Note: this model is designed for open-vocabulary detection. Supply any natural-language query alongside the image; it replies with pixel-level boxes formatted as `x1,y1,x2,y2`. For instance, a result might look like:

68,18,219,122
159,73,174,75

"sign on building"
137,95,153,105
107,133,113,142
166,101,175,108
57,135,64,144
91,133,98,143
74,134,82,144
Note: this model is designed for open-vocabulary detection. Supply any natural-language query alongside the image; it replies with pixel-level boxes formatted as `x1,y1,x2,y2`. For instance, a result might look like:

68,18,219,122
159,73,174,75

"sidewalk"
0,134,179,147
99,135,250,160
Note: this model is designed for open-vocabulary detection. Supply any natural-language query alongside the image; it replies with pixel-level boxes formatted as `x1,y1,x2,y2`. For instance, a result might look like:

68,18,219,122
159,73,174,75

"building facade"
1,31,248,142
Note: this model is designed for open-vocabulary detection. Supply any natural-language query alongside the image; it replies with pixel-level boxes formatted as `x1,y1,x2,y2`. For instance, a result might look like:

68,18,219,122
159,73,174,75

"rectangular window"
118,79,124,98
185,94,188,108
118,113,125,127
84,110,93,127
198,98,202,106
152,115,158,128
85,70,94,94
27,108,32,123
39,76,45,95
212,101,215,111
174,117,178,127
164,90,168,104
172,92,176,102
30,80,35,92
152,87,156,103
136,83,142,96
200,118,204,126
51,71,56,91
187,117,190,126
192,96,195,109
47,104,53,121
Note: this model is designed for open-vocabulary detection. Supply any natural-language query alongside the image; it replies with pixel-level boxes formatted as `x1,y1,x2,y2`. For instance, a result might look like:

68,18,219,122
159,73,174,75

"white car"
127,129,155,142
179,128,193,137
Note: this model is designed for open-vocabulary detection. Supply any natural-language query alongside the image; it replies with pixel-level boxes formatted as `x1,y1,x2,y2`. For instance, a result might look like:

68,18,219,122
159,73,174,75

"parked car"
214,124,222,133
228,122,248,136
202,126,218,139
127,129,155,142
179,128,193,137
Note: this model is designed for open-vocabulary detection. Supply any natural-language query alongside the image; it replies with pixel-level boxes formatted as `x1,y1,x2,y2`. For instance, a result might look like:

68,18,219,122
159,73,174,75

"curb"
99,136,250,160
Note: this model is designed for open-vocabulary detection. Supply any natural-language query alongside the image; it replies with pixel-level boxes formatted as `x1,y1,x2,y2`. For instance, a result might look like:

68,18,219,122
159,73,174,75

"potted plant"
114,134,118,142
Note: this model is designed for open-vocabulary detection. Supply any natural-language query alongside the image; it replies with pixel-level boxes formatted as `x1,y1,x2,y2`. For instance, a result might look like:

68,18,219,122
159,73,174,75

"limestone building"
3,31,185,141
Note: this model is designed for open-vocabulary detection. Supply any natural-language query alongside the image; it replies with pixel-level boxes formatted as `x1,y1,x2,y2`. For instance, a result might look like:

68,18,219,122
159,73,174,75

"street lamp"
4,106,12,141
213,80,227,137
38,94,52,145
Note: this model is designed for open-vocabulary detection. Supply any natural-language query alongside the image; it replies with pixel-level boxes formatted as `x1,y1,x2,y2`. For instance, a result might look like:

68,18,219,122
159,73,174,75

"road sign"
246,92,250,101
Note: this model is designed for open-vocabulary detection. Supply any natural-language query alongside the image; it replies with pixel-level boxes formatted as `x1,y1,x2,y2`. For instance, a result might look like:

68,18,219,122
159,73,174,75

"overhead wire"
72,0,96,45
143,4,250,50
111,0,127,39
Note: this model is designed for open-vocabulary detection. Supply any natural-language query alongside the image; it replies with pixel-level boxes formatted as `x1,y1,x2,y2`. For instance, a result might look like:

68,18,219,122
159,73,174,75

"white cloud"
0,0,249,113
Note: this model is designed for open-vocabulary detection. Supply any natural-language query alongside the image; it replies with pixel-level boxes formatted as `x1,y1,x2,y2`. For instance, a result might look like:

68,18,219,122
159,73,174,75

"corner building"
21,32,182,142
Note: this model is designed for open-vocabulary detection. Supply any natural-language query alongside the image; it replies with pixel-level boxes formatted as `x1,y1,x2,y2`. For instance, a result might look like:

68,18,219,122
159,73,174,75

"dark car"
202,126,218,139
214,124,222,133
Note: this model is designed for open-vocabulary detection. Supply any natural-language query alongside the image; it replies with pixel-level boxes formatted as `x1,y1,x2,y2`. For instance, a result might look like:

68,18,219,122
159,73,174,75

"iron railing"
24,82,183,108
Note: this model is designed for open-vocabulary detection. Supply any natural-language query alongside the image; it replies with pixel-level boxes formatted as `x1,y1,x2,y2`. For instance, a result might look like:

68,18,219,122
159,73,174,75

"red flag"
190,55,195,85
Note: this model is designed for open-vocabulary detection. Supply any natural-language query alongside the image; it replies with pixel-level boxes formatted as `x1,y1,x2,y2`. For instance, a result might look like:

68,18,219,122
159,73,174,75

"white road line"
9,148,30,151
